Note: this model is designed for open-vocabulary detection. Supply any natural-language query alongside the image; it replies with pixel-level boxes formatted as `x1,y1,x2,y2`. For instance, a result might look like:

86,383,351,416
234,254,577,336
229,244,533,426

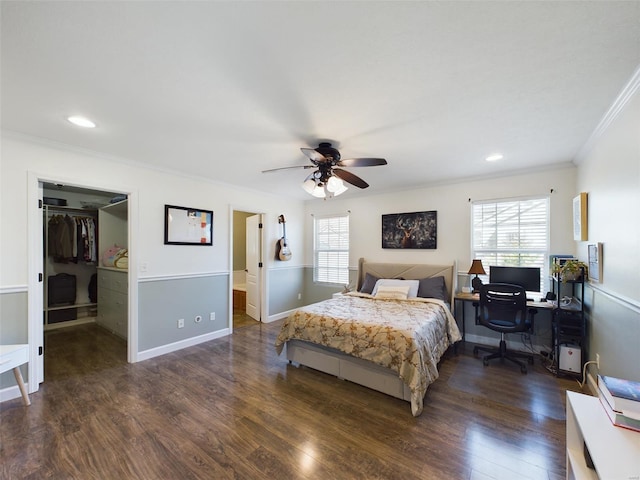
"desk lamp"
468,259,486,293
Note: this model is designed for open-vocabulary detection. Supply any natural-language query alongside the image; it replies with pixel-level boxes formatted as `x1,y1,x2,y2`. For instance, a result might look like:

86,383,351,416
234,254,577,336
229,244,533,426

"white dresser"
96,267,128,339
566,391,640,479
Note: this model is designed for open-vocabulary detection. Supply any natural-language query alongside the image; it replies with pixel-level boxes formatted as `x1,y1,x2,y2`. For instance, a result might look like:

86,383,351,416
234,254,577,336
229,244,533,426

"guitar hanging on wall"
276,214,292,261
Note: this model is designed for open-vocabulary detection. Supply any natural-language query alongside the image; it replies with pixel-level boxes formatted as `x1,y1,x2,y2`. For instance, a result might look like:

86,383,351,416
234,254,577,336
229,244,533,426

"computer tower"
559,344,581,373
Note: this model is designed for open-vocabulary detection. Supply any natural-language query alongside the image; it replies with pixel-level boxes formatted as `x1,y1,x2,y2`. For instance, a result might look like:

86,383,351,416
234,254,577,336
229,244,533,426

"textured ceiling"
2,1,639,200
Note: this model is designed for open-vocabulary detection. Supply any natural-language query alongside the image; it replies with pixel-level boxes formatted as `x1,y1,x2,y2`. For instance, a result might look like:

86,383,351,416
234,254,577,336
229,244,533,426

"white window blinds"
472,196,549,292
314,214,349,285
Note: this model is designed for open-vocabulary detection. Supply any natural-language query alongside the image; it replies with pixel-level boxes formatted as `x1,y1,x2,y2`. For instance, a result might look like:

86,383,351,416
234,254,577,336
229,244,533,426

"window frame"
471,195,550,293
313,213,350,286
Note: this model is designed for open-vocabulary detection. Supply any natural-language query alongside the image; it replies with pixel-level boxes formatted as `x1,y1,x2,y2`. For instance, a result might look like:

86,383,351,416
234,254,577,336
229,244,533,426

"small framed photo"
588,242,603,283
573,193,588,241
164,205,213,245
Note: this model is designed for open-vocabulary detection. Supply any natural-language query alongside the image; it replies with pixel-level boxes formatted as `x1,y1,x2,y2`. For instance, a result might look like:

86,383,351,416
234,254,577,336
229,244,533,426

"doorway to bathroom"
232,210,262,329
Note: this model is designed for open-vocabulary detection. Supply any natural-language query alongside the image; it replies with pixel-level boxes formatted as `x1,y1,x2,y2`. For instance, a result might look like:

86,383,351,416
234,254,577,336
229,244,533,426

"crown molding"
573,66,640,164
1,130,300,202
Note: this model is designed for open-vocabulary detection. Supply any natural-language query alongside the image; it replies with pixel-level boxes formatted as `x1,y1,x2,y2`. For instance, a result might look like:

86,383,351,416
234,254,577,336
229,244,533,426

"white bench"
0,344,31,405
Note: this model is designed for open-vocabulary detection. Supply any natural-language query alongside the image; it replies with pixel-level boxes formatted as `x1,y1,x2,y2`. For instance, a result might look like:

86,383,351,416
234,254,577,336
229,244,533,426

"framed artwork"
164,205,213,245
588,242,603,283
382,211,437,249
573,192,588,241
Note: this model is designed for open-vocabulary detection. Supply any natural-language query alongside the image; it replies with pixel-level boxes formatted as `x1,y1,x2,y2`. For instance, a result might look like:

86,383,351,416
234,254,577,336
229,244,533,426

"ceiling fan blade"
333,168,369,189
337,157,387,167
300,147,328,164
262,165,315,173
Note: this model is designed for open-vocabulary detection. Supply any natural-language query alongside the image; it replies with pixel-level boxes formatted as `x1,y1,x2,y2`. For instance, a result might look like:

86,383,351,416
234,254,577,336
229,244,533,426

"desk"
454,292,554,342
0,344,31,406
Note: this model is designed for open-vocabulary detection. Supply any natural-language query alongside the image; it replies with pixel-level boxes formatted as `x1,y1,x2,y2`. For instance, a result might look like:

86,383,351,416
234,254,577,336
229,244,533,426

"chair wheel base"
473,342,534,374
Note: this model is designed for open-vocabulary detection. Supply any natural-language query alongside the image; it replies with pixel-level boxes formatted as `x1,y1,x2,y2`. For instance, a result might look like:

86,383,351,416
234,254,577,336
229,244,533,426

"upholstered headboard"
357,258,457,307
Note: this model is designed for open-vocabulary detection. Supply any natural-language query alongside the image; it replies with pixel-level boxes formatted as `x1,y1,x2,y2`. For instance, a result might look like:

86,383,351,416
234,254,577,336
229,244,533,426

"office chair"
473,283,537,374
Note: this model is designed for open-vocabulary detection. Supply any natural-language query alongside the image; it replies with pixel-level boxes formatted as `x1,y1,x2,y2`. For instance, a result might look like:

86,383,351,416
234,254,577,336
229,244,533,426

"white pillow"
372,279,420,298
374,285,411,300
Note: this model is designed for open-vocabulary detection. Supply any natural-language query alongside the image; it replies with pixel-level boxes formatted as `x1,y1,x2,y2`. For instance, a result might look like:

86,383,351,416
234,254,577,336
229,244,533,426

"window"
314,214,349,285
472,196,549,292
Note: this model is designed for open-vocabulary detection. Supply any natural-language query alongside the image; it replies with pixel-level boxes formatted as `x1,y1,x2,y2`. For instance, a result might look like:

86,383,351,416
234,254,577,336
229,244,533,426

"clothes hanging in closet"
48,214,97,263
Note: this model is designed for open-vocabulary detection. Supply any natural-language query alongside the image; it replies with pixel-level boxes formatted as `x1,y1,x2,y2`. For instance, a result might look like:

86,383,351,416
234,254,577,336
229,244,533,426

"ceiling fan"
262,142,387,198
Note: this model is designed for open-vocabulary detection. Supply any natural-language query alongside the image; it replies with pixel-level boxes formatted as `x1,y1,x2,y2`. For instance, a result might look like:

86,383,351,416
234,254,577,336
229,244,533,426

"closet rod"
44,205,98,215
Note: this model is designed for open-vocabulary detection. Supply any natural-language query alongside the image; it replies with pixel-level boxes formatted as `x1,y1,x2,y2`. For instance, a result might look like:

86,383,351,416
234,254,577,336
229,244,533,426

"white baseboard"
137,328,230,361
586,370,599,395
265,309,296,323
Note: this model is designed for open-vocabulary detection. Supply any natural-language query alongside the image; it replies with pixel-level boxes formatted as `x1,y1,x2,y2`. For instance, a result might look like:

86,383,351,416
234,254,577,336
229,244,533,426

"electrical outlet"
596,353,600,369
210,312,215,321
298,293,302,300
177,318,184,328
195,315,202,323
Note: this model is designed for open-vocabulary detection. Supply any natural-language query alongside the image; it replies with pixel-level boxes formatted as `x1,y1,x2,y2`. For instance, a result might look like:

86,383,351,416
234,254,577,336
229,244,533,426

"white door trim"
27,171,140,393
228,206,267,332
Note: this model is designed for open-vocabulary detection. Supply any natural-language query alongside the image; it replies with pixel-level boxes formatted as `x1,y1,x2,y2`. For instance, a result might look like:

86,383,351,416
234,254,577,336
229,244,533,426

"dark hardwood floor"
1,320,585,479
233,311,259,329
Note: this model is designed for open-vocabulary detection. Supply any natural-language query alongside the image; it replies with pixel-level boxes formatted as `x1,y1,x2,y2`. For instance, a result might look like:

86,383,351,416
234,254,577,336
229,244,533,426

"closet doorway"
39,182,130,382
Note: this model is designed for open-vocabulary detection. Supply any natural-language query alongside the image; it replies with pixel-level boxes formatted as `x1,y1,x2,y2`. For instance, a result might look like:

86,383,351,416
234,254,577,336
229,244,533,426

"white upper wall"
304,166,577,272
0,135,305,286
575,87,640,303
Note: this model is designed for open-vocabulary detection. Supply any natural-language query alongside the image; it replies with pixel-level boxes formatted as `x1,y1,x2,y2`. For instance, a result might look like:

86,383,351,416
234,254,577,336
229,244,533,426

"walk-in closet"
43,183,129,345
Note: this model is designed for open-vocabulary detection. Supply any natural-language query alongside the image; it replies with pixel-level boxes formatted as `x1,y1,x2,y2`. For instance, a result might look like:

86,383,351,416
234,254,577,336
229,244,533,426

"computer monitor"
489,266,541,293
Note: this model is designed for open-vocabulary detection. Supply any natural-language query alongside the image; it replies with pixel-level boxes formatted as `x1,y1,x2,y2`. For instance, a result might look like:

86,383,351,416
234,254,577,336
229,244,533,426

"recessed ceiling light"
67,116,96,128
485,153,503,162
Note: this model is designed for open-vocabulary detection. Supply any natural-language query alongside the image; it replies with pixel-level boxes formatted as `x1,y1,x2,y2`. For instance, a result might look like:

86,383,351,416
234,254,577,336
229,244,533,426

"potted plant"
553,259,588,282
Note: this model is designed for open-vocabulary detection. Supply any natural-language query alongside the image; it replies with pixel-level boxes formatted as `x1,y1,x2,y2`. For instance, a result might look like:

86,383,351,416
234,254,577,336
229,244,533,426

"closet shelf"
46,302,97,312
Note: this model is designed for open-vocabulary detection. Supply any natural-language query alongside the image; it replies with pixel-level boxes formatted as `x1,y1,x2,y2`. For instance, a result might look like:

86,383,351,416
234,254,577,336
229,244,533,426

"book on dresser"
598,391,640,432
598,375,640,420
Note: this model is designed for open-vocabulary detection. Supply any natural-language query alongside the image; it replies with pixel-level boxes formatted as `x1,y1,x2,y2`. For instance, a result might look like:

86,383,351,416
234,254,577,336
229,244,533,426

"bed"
275,258,462,416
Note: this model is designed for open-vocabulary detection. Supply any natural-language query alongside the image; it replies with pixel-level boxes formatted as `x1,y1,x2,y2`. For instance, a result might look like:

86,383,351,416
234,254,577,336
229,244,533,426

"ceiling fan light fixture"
326,175,343,193
302,178,317,195
270,142,387,198
330,180,348,197
311,185,326,198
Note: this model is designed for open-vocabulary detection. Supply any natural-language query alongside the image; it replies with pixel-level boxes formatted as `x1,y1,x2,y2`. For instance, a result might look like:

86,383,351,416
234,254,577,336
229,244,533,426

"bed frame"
285,258,457,409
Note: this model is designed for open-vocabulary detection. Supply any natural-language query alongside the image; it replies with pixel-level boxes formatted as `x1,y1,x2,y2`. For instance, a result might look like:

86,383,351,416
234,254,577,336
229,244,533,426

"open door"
36,182,44,384
245,214,261,321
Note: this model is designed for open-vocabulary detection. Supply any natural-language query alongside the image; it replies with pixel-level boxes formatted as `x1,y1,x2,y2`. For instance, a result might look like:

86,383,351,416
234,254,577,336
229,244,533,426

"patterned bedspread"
275,292,462,416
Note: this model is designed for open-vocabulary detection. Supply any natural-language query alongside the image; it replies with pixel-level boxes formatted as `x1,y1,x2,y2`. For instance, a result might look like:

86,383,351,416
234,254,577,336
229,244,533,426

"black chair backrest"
477,283,530,333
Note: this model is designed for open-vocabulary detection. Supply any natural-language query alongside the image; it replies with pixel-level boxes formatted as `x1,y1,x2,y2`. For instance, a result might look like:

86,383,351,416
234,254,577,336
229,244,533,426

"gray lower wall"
268,266,358,316
586,286,640,382
137,274,229,352
0,291,28,387
5,264,637,396
302,266,358,306
268,267,307,315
